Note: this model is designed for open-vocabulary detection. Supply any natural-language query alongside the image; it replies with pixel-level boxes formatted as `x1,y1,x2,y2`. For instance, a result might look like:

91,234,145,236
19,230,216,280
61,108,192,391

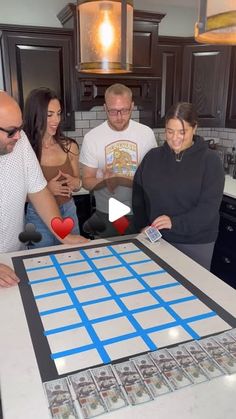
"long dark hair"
165,102,198,131
23,87,78,161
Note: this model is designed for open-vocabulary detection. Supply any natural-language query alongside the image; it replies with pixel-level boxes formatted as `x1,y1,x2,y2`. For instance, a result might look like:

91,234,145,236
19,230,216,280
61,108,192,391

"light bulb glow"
99,11,114,50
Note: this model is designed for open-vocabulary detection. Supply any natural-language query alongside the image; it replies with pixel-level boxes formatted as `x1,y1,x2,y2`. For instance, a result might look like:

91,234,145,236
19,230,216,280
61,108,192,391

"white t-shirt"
0,131,47,253
80,120,157,213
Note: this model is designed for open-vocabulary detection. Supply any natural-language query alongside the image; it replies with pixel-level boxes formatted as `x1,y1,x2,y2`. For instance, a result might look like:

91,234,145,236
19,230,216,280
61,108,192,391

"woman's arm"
132,163,150,231
62,141,82,192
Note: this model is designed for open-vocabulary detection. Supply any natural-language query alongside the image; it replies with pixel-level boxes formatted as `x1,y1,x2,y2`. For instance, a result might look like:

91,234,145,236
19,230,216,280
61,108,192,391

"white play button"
108,198,131,222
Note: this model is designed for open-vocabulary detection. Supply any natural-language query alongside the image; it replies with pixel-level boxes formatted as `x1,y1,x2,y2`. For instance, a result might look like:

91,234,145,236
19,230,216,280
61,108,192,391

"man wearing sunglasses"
0,91,88,287
80,83,157,237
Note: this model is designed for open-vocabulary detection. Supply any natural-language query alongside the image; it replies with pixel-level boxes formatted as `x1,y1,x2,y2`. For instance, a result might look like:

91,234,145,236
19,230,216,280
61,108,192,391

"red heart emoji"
51,217,74,239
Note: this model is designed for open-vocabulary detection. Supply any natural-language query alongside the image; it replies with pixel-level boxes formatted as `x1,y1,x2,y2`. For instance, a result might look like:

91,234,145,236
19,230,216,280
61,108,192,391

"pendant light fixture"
77,0,133,73
195,0,236,45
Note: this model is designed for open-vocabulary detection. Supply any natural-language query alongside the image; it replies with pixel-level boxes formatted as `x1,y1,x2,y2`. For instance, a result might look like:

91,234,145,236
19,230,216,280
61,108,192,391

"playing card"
100,386,129,411
144,226,162,243
113,360,142,386
123,381,153,405
91,365,119,391
144,372,173,397
44,378,79,419
132,354,159,379
150,348,179,373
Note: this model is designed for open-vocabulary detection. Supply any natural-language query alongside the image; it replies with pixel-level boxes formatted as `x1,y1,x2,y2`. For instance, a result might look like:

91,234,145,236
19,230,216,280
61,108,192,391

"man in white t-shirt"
80,83,157,237
0,91,88,287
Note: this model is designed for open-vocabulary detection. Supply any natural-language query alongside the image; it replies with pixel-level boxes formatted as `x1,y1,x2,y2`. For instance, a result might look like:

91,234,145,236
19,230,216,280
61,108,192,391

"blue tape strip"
39,305,74,316
108,246,201,341
26,264,54,272
80,249,157,352
44,322,83,335
28,276,60,285
34,244,218,361
35,289,67,300
49,254,111,364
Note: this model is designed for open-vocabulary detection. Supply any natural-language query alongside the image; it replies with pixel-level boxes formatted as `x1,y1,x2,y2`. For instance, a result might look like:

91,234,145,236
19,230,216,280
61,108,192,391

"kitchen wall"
65,109,236,154
1,0,236,154
0,0,197,91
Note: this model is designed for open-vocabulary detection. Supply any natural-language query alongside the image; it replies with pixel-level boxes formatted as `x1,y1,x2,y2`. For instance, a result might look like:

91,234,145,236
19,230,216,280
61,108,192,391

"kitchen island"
0,235,236,419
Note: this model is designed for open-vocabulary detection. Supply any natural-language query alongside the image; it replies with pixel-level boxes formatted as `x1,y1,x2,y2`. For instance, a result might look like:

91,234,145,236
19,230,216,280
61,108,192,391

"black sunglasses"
0,124,23,138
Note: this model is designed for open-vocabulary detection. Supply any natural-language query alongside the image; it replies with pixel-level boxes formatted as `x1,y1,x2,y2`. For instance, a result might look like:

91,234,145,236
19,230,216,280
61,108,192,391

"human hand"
152,215,172,230
0,263,20,287
59,170,82,192
103,170,118,193
48,171,71,197
62,234,90,245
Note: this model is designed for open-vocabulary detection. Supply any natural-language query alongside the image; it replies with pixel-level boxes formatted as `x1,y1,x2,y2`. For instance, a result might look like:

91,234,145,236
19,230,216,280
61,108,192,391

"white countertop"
0,235,236,419
224,175,236,199
73,176,236,200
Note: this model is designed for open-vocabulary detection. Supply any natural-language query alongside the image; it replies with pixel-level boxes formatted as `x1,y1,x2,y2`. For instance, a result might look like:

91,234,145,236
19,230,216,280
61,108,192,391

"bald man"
0,91,88,287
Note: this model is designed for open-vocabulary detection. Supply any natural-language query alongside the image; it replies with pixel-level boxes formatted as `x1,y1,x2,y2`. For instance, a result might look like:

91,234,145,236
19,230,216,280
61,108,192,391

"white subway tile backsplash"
82,112,97,120
89,120,103,128
75,120,90,129
228,132,236,140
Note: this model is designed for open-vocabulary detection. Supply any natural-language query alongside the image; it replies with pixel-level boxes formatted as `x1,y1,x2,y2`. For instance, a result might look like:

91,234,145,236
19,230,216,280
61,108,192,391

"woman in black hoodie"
132,102,224,270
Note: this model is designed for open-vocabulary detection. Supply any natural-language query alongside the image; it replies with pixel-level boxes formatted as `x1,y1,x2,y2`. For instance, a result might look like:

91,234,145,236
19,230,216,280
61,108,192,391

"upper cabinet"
181,44,231,127
0,25,76,130
226,47,236,128
156,36,183,126
58,4,165,76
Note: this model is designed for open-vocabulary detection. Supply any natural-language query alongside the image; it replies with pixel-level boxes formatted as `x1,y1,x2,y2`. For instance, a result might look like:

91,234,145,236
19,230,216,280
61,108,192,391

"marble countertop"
0,235,236,419
224,175,236,199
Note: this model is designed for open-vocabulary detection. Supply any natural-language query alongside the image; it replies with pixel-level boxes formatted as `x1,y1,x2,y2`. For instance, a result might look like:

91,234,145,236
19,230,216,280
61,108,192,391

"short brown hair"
105,83,132,102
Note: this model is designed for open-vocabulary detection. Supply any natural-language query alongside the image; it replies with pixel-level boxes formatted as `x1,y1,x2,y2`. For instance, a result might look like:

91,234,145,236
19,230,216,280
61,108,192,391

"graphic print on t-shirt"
105,140,138,177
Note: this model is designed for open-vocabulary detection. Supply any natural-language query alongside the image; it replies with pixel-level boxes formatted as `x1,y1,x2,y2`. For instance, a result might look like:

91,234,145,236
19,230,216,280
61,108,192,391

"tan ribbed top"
41,153,73,206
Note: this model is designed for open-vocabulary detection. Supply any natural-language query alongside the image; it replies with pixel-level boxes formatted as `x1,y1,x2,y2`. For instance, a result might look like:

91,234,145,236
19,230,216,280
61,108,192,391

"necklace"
174,150,185,162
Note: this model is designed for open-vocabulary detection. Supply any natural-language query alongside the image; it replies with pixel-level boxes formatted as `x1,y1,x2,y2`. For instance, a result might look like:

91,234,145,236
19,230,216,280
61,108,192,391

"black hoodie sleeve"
171,151,225,237
132,160,150,231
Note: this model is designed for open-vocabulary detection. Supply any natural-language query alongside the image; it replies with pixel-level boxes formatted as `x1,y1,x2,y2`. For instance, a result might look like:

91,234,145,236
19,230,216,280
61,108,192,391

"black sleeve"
171,152,225,236
132,160,150,231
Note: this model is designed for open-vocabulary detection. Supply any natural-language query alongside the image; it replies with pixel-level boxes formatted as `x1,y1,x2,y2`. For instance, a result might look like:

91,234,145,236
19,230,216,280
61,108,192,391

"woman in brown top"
24,87,87,248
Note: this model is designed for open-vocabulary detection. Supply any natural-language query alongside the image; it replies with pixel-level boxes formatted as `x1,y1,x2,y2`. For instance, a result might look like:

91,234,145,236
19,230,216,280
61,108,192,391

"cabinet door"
226,47,236,128
0,27,75,130
78,77,160,127
156,41,182,126
181,44,231,126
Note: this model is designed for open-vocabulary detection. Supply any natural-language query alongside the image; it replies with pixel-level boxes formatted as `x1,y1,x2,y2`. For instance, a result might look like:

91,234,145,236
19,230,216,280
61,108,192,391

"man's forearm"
28,187,62,237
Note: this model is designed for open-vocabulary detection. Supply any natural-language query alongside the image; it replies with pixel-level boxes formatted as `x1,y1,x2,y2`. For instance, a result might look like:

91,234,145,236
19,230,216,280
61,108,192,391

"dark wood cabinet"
211,195,236,288
156,36,183,126
226,47,236,128
57,5,164,128
181,44,231,127
0,24,76,130
77,76,160,127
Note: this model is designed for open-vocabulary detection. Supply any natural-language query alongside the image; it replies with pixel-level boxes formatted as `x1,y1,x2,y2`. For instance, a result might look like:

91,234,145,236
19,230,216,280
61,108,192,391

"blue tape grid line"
26,246,217,362
48,254,111,364
107,246,201,341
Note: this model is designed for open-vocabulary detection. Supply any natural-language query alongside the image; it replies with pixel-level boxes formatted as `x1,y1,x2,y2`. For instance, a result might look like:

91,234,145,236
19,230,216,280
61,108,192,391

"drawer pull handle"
226,204,236,211
226,225,234,232
223,257,231,264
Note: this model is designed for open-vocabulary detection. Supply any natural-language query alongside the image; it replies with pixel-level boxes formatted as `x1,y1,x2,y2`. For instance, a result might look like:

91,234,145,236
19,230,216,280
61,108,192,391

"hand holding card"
144,226,162,243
